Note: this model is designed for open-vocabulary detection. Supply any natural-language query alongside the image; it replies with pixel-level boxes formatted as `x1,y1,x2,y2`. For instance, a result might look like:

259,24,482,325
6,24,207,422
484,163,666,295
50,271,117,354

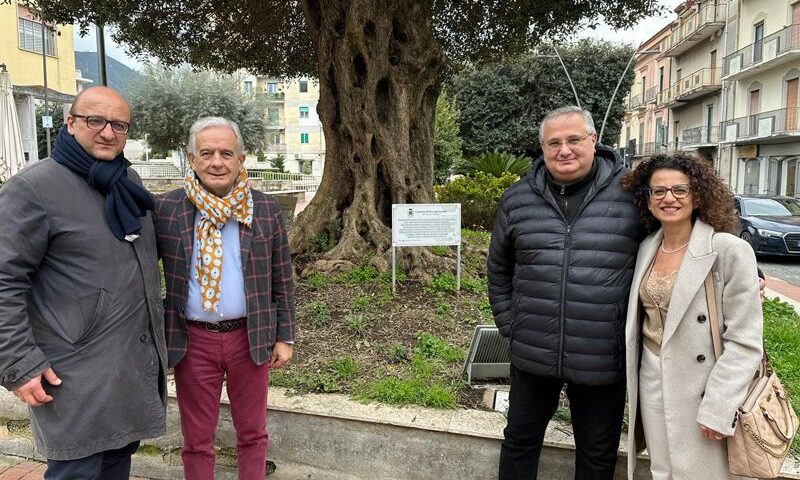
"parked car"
734,195,800,256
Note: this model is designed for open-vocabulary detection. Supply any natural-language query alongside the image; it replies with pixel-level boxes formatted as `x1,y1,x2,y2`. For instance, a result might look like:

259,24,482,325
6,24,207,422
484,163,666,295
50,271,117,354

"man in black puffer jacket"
488,106,642,479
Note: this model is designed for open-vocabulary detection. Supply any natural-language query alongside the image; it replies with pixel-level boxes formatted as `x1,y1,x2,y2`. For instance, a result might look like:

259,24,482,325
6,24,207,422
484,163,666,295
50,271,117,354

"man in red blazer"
153,116,295,479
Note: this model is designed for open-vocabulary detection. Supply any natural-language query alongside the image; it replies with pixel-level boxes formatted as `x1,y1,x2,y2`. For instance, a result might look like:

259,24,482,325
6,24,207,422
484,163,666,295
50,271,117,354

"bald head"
67,86,131,161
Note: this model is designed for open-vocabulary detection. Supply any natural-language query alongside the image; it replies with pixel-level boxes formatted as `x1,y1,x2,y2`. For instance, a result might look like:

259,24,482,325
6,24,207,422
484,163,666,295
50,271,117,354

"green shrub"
435,172,518,230
307,301,331,327
304,272,329,290
338,265,379,285
414,331,464,363
426,272,458,294
345,313,368,336
330,356,359,381
351,293,372,312
453,150,531,178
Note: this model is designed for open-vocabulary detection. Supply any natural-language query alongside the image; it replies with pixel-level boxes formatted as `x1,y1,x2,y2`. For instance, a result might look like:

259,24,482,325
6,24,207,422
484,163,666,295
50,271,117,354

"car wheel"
740,230,753,247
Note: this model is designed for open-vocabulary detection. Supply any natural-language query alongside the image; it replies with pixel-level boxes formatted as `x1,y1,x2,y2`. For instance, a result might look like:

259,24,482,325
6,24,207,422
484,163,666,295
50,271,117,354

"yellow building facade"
243,75,325,176
1,0,78,164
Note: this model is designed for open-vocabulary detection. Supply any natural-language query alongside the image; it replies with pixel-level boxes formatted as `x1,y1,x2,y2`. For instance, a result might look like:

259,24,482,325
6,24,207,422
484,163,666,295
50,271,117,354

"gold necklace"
660,241,689,254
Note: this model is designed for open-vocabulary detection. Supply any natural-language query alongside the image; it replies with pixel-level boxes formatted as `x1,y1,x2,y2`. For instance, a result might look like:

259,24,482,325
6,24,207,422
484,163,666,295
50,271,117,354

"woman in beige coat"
621,153,763,480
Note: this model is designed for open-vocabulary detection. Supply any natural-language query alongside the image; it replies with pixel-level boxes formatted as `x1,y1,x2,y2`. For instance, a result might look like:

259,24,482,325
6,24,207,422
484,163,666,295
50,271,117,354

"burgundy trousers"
174,324,270,480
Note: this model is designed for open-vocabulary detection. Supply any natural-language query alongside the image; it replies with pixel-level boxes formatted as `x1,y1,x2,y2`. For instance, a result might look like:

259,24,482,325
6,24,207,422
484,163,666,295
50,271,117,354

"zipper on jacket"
558,225,572,377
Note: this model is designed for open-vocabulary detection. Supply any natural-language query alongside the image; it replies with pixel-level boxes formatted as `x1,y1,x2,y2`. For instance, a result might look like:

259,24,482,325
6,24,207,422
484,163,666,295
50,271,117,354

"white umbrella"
0,69,25,182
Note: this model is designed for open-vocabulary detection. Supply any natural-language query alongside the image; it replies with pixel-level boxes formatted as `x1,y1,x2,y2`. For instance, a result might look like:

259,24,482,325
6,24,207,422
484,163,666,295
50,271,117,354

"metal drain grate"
463,325,510,384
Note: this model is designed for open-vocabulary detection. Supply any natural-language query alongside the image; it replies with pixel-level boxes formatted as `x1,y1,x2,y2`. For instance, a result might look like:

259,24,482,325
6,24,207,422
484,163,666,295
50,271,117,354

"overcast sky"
73,0,686,71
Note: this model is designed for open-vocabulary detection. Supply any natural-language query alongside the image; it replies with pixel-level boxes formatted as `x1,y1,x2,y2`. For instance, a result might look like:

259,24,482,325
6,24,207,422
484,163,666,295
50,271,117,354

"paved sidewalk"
765,274,800,310
0,455,148,480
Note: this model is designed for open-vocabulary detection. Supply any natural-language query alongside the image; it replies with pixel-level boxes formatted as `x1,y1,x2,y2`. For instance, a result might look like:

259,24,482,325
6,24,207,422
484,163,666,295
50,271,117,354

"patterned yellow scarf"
184,168,253,311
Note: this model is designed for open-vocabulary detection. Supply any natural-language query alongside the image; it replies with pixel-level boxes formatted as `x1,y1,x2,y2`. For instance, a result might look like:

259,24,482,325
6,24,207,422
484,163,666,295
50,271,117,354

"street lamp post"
598,48,661,144
537,45,581,108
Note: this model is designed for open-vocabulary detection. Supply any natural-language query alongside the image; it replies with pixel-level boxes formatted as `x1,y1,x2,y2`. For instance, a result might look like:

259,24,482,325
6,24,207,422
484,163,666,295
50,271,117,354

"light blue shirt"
185,214,247,322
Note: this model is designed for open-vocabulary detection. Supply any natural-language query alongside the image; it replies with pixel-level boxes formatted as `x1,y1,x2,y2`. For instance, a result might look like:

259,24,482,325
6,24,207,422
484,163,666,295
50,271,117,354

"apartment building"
719,0,800,195
661,1,726,165
243,75,325,176
620,0,800,197
0,0,77,164
619,25,672,169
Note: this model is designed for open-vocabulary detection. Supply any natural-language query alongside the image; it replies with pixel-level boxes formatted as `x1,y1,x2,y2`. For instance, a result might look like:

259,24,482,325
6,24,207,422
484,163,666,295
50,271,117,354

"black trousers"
499,366,626,480
44,441,140,480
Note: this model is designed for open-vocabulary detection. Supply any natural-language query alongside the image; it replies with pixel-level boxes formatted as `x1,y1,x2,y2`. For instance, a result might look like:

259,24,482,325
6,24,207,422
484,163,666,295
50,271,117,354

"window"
300,133,309,144
267,82,278,93
754,22,765,63
299,106,309,119
267,108,279,126
243,81,253,93
299,80,308,93
658,66,664,92
18,17,56,56
270,133,281,145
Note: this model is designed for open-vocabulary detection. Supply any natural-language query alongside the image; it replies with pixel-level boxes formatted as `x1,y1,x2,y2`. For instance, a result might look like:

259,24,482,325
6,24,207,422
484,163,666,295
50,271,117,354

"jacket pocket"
73,289,111,346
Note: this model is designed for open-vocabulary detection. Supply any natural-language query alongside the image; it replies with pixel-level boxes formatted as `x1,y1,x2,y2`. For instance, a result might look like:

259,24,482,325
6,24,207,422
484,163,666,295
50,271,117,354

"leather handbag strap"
704,273,723,360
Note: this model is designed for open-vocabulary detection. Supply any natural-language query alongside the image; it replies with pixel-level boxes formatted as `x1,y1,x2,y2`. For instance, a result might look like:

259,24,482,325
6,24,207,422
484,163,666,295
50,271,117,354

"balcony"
720,107,800,144
645,86,659,104
628,94,645,111
259,92,285,102
264,143,288,153
640,142,670,156
665,68,722,106
660,3,726,57
724,25,800,80
681,126,719,147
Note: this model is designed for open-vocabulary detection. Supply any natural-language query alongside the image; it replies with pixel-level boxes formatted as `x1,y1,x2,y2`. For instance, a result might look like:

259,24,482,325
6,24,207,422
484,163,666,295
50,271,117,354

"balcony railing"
660,3,726,56
259,92,286,102
720,107,800,142
724,25,800,79
264,143,288,153
645,86,659,104
641,142,670,156
130,161,182,179
628,94,644,110
682,126,719,146
672,68,722,104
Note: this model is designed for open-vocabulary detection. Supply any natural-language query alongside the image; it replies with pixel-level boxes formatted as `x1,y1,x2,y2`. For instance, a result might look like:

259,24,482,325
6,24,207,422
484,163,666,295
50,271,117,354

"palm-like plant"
453,150,532,178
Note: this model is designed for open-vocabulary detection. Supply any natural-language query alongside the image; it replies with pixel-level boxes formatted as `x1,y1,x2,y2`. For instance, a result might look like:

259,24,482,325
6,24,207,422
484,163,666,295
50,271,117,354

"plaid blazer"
154,188,296,367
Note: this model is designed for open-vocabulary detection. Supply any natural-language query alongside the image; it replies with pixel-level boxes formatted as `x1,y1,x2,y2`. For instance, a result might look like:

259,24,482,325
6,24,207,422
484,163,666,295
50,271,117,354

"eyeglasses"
543,135,591,151
649,184,691,199
71,114,130,134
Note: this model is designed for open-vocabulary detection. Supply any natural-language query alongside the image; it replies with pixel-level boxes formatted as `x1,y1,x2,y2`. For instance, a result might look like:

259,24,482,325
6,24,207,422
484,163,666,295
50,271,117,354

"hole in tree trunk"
353,54,368,88
364,21,376,36
335,17,346,37
376,78,391,125
392,18,409,43
388,44,400,66
375,163,392,226
327,66,341,126
371,136,379,157
405,176,411,186
353,154,361,164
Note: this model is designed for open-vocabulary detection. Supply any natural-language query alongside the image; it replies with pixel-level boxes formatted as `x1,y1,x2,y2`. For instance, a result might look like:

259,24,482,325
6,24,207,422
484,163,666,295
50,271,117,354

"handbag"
704,274,798,478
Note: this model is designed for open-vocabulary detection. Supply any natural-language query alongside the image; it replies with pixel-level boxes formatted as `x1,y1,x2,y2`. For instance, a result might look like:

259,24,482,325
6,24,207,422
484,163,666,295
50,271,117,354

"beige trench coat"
625,220,763,480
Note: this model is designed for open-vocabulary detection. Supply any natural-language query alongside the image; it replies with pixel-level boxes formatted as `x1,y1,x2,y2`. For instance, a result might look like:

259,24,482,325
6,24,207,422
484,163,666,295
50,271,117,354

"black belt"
186,317,246,333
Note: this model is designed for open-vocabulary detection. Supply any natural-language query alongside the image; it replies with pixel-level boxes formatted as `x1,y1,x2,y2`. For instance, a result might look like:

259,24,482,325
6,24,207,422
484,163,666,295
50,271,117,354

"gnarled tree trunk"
291,0,444,275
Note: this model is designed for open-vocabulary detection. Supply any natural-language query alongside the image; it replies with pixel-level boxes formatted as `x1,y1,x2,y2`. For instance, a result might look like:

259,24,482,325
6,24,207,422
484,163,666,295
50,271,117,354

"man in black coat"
488,106,641,479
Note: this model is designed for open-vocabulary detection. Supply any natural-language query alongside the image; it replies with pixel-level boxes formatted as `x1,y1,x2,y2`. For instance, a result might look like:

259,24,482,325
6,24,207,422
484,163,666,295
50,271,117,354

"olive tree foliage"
31,0,660,274
452,39,636,158
128,65,266,156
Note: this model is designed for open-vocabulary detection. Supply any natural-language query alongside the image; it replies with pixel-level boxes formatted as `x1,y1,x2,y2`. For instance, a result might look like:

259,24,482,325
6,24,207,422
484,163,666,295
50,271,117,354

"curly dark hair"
620,153,739,234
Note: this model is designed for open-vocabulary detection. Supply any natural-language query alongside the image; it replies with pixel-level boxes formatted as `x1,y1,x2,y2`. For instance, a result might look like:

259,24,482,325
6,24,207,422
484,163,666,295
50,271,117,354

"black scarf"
50,126,154,241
